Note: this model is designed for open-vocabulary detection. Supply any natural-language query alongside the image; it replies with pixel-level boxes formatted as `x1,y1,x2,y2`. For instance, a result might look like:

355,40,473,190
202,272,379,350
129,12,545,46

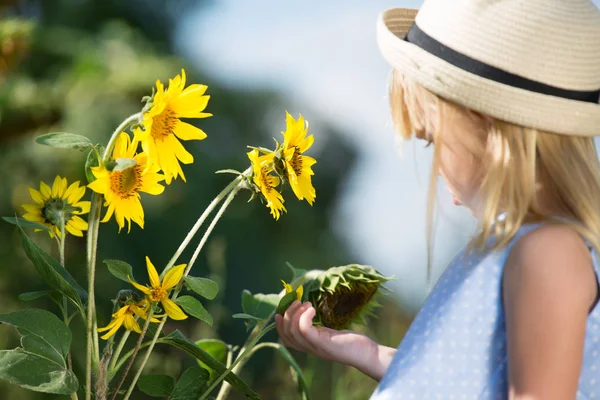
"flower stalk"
122,178,244,400
215,270,322,400
110,309,154,400
85,113,141,400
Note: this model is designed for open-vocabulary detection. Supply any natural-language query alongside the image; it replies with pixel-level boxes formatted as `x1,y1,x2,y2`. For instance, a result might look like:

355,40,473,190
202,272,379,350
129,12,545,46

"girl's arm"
503,224,598,400
275,301,397,381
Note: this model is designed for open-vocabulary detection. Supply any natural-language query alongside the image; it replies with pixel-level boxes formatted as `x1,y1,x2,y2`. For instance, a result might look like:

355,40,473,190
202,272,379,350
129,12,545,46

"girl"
275,0,600,398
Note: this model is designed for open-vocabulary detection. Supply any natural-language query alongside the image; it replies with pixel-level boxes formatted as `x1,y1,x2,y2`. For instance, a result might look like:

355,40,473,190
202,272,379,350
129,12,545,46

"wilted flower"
22,176,90,238
304,265,392,330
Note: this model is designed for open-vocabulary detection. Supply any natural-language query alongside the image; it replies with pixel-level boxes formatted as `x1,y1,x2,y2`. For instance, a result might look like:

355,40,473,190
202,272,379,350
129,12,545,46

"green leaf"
36,132,92,151
158,331,260,400
0,309,78,395
103,259,135,284
0,349,78,395
138,374,175,397
194,339,229,382
259,343,311,400
17,225,86,310
18,291,54,301
169,366,209,400
286,262,308,281
3,217,50,232
277,291,298,315
0,309,71,364
84,145,104,184
183,276,218,300
174,296,213,326
241,290,279,320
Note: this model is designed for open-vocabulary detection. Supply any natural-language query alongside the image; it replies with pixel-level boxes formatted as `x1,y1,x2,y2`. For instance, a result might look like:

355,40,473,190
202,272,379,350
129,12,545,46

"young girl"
275,0,600,398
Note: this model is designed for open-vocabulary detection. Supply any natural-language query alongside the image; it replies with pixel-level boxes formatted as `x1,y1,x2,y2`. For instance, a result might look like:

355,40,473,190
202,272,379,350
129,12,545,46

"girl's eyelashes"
424,138,434,148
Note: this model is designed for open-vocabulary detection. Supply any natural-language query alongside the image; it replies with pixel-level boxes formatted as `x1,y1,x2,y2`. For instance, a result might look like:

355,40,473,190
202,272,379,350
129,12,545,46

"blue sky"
177,0,600,311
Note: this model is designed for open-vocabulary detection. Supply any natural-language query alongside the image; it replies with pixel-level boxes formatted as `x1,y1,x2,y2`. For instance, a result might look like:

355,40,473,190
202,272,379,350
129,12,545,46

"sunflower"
97,299,159,340
128,256,188,320
88,132,164,232
136,69,212,184
247,149,286,220
22,176,90,238
281,112,316,205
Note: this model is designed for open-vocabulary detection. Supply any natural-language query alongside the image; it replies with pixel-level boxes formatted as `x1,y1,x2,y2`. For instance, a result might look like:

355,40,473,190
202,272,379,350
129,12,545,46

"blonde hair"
390,70,600,260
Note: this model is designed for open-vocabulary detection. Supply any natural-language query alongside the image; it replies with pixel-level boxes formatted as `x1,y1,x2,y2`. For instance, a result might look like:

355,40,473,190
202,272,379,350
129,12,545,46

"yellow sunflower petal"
52,176,67,197
23,213,45,223
22,204,42,214
69,215,88,231
40,182,52,199
296,285,303,301
128,275,152,295
97,317,120,332
67,185,86,205
123,313,141,333
145,257,161,289
65,223,83,237
162,264,186,291
281,280,293,294
99,318,123,340
74,201,91,215
161,298,188,320
88,176,107,195
173,121,207,141
29,188,44,205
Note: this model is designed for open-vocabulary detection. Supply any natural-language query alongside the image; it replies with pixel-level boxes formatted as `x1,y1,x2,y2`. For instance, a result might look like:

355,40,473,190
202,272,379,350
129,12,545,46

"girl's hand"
275,300,396,381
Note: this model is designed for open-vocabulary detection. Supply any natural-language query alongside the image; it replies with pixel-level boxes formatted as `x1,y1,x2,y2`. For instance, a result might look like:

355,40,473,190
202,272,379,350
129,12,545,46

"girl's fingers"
282,301,303,348
289,303,317,352
298,305,319,344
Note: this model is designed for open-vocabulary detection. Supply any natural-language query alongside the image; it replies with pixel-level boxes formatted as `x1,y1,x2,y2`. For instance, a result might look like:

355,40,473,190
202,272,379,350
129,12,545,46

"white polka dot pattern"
370,224,600,399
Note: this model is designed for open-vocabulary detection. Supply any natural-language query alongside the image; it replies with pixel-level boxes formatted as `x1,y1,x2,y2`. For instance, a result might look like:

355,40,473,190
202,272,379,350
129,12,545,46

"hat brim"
377,8,600,137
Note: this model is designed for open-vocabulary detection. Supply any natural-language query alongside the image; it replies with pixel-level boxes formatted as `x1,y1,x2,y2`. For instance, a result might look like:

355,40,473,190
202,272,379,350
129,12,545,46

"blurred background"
2,0,597,399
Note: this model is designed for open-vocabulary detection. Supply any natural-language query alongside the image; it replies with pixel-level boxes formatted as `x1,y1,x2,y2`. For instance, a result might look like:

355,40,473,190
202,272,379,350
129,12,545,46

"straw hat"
377,0,600,136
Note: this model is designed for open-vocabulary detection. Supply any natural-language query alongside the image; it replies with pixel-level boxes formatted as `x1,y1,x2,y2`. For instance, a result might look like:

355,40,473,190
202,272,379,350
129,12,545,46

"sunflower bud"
305,265,392,330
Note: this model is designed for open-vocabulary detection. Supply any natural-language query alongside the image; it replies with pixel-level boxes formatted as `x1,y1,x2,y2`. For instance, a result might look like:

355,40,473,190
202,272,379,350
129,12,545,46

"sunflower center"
318,283,378,330
149,287,167,302
42,197,79,227
151,106,177,140
289,146,303,176
260,168,275,193
110,166,143,199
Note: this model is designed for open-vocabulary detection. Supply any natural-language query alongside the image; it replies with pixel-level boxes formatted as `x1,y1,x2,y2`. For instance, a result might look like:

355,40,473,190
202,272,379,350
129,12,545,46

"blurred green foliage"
0,0,412,398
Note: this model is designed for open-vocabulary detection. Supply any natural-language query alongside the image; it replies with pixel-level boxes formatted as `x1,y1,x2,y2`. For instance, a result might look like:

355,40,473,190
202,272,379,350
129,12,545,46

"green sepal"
277,291,298,316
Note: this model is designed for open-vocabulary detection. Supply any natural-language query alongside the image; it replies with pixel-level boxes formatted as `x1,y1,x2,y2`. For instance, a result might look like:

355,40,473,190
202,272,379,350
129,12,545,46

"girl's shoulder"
503,223,598,317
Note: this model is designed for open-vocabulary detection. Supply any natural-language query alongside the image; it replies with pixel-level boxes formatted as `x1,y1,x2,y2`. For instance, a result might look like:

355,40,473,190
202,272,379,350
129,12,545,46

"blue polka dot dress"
371,223,600,399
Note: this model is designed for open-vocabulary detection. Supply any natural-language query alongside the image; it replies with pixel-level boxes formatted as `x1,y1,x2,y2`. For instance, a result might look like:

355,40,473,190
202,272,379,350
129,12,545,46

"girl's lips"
453,196,462,206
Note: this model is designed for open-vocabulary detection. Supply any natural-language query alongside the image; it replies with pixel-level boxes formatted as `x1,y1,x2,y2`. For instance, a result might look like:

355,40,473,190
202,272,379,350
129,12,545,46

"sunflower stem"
58,219,74,373
110,309,154,400
160,169,249,279
124,183,243,399
108,330,131,378
102,113,142,162
215,269,322,400
200,323,276,400
85,193,102,400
